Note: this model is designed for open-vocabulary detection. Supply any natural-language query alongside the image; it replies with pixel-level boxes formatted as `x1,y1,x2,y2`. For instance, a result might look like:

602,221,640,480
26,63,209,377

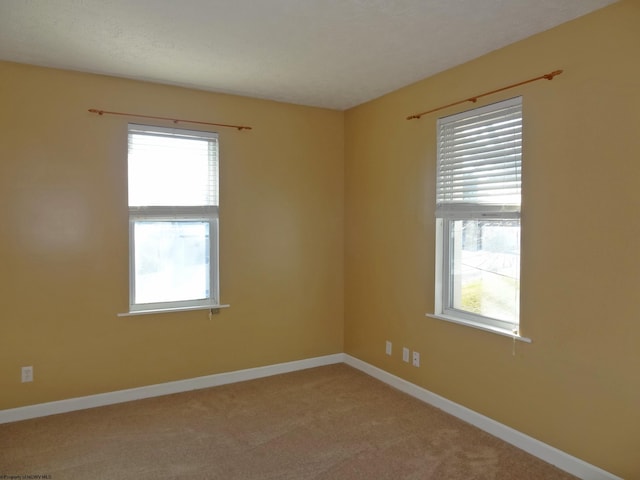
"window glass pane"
128,133,217,207
449,219,520,323
133,221,210,305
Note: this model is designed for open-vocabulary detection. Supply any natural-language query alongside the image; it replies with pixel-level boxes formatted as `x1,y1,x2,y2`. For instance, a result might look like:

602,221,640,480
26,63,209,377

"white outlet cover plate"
21,366,33,382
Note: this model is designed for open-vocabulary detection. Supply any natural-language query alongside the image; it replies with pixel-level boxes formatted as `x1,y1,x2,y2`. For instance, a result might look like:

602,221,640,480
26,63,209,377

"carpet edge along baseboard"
0,353,622,480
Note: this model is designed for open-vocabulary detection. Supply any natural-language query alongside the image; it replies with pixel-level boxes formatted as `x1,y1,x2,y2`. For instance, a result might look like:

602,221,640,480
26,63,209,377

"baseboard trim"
0,353,620,480
0,353,345,425
343,354,621,480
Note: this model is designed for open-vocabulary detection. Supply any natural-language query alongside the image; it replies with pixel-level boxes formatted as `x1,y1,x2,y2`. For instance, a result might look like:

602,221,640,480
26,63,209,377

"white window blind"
436,97,522,215
128,124,218,208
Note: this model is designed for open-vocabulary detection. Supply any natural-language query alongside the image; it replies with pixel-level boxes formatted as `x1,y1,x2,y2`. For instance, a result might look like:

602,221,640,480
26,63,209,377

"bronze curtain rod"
88,108,252,131
406,69,563,120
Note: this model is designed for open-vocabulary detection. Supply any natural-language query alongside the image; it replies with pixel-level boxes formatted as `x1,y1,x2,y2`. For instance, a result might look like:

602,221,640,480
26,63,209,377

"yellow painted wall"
1,1,638,478
344,1,639,478
0,62,344,409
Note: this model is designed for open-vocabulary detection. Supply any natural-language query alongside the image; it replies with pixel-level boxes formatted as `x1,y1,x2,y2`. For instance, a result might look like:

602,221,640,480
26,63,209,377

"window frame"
433,97,524,337
125,123,223,315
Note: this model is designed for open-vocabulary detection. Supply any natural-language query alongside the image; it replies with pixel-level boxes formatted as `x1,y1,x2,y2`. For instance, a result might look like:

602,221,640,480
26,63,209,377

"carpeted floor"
1,364,577,479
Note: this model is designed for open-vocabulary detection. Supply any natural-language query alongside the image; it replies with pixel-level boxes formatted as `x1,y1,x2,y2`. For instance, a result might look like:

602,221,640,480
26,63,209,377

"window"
126,124,220,314
434,97,522,335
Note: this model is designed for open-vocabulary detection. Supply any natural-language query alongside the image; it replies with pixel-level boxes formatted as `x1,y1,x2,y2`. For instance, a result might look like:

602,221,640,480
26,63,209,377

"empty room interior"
0,1,638,479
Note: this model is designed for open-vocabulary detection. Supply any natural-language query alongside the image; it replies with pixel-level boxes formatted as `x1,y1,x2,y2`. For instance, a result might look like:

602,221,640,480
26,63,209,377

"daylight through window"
127,124,220,313
434,97,522,334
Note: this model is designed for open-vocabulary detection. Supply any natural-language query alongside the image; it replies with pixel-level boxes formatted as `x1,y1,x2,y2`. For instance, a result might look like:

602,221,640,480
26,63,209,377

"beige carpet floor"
1,364,577,479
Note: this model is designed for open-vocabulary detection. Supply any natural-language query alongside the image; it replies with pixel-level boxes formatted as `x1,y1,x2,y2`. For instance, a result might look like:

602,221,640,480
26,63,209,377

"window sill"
426,313,532,343
118,304,230,317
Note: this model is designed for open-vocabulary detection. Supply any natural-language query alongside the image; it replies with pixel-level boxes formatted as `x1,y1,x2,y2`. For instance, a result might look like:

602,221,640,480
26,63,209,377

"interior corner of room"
0,1,638,479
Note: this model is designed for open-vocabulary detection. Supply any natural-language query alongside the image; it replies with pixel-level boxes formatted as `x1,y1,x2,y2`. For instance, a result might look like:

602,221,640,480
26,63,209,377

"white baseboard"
343,354,621,480
0,352,620,480
0,353,345,425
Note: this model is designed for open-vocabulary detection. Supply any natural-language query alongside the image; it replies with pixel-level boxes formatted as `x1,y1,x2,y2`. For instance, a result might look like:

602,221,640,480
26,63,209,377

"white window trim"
127,211,220,313
121,124,226,316
426,313,531,343
118,304,230,317
431,97,525,340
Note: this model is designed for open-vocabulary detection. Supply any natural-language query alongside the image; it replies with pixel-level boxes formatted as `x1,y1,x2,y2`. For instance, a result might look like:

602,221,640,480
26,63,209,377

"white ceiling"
0,0,617,110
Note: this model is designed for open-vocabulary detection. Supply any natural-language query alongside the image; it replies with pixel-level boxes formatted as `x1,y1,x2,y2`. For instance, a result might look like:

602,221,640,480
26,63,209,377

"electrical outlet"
21,366,33,383
402,347,409,363
412,351,420,367
385,341,392,356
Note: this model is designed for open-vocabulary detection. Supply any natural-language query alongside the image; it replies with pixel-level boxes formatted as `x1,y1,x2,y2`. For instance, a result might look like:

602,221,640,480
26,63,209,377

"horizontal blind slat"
128,124,219,208
437,97,522,207
440,132,521,152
